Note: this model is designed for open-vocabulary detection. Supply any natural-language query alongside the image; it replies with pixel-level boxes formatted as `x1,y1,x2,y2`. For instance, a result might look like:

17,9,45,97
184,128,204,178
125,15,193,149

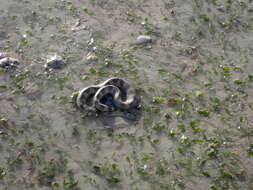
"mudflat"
0,0,253,190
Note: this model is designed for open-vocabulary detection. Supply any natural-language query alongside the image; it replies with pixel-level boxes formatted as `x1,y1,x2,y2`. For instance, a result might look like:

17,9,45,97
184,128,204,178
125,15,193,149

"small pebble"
217,6,225,12
45,55,65,69
136,35,152,45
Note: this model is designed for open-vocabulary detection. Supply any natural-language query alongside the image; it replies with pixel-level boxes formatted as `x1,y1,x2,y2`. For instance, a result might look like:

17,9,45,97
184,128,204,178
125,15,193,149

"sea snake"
76,78,140,112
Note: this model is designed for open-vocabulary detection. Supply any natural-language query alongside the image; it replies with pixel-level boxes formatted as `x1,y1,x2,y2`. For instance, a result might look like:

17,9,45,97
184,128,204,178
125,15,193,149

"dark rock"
0,56,20,72
45,55,65,69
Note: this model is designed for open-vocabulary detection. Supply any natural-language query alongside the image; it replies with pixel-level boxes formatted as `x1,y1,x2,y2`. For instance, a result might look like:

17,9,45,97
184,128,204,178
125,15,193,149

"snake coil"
76,78,140,112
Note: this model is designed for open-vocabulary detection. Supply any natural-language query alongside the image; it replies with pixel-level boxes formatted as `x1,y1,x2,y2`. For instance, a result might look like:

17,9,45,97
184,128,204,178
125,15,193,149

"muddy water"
0,0,253,190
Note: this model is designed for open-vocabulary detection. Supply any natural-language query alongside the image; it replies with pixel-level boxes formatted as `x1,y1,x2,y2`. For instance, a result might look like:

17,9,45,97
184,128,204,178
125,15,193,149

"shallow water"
0,0,253,189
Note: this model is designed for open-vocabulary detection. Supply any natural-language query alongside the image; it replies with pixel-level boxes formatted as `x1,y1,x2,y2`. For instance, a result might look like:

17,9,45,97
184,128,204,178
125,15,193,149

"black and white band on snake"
76,78,140,112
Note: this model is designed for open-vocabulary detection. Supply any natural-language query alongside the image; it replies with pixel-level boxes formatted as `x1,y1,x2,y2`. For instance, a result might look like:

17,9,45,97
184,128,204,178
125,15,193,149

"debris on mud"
0,53,20,72
71,19,87,32
86,52,98,61
45,54,65,70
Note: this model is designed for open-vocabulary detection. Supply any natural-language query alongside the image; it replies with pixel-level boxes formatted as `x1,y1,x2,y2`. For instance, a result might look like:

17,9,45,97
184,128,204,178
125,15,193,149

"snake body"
76,78,139,112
